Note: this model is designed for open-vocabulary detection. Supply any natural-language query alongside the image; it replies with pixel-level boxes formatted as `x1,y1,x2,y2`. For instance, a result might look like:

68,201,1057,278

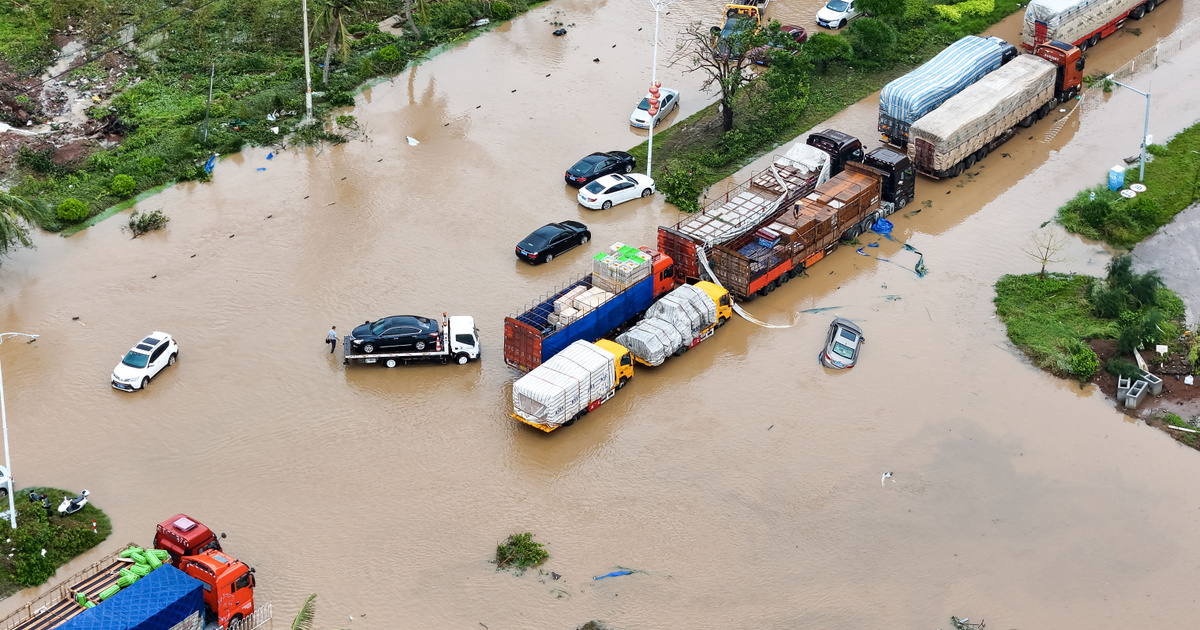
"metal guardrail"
0,544,135,630
1087,16,1200,92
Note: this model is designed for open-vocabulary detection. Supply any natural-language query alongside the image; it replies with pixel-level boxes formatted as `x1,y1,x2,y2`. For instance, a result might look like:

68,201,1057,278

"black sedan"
564,151,636,187
516,221,590,264
350,315,441,353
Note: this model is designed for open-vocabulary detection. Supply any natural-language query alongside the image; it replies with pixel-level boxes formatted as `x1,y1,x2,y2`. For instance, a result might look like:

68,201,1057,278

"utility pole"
201,63,215,144
302,0,314,121
0,332,39,530
1107,76,1150,182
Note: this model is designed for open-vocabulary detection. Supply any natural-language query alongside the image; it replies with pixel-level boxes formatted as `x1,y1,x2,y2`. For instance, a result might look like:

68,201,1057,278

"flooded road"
3,1,1200,628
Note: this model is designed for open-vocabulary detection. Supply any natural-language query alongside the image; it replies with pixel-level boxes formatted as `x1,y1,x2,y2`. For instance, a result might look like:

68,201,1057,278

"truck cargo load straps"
696,250,794,329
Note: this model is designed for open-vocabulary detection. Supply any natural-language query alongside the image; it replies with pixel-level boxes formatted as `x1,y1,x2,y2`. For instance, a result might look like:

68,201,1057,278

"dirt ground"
1088,339,1200,450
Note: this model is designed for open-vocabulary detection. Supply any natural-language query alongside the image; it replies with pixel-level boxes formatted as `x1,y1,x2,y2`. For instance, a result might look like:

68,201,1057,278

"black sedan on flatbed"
350,316,441,353
516,221,591,264
565,151,637,187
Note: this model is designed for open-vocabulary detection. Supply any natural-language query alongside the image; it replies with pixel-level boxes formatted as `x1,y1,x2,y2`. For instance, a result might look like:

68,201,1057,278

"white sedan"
112,332,179,391
629,88,680,129
577,174,656,210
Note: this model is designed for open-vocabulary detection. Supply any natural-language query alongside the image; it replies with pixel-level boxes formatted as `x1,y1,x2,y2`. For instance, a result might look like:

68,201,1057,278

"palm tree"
291,594,317,630
0,193,50,261
311,0,371,85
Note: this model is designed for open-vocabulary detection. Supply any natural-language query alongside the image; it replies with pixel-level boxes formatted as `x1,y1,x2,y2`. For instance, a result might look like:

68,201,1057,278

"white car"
0,465,11,498
816,0,862,29
112,332,178,391
629,88,680,129
577,174,656,210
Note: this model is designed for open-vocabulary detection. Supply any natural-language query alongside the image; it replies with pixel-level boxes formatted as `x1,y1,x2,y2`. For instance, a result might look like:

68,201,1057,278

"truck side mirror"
220,533,227,539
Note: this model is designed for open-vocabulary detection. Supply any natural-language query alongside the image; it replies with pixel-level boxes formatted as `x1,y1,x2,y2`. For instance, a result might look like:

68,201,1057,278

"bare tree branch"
1020,229,1071,278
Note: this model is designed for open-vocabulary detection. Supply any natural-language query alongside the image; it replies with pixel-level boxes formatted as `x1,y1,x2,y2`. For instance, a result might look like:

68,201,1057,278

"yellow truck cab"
694,281,733,326
593,339,634,390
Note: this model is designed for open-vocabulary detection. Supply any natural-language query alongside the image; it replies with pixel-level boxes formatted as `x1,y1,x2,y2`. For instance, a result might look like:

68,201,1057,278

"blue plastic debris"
256,167,266,171
855,248,868,257
867,242,879,248
204,155,217,174
266,152,274,160
593,570,632,580
870,217,893,235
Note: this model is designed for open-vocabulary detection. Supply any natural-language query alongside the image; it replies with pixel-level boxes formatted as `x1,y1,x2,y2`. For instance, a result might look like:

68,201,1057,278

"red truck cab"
1033,40,1084,102
155,514,223,565
179,549,256,628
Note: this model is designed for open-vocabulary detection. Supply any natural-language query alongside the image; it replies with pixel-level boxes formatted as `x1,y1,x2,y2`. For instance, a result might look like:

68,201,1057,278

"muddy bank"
2,2,1200,630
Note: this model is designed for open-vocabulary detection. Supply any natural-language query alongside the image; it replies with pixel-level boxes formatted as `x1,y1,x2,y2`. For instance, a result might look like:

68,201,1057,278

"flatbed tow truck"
343,314,480,367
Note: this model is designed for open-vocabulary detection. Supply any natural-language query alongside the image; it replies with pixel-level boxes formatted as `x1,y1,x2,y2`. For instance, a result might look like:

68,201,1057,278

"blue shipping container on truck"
58,565,204,630
515,273,655,364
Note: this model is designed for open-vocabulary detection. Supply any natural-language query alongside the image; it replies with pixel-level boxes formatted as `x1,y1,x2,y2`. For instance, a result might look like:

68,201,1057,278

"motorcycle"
58,489,90,516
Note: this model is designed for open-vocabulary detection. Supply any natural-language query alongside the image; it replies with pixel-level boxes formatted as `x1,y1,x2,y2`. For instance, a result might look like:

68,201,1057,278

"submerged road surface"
2,1,1200,628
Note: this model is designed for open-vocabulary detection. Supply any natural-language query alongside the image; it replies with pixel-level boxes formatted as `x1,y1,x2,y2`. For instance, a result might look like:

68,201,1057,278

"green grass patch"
0,487,113,598
495,532,548,571
628,0,1025,198
1058,122,1200,248
5,0,539,232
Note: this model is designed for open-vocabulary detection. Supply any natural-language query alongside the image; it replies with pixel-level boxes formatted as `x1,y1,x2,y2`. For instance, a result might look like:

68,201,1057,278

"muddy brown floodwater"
3,1,1200,628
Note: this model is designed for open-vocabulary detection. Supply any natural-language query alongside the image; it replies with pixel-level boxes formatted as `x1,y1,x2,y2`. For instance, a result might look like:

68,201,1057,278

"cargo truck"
805,129,863,176
879,35,1018,149
0,542,258,630
658,145,831,285
343,314,480,367
504,245,675,372
616,281,733,366
1023,0,1163,52
908,42,1083,179
511,339,633,432
711,157,914,300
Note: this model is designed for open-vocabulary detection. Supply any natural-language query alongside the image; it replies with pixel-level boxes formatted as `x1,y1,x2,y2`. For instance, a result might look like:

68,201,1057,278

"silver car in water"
820,318,863,369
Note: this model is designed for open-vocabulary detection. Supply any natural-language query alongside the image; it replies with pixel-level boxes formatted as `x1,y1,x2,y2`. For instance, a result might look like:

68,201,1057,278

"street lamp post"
645,0,678,177
0,332,39,529
1107,76,1151,182
301,0,314,121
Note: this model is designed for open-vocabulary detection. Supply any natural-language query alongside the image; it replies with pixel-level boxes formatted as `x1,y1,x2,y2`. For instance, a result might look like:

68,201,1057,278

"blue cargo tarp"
58,565,204,630
879,36,1008,129
532,274,655,363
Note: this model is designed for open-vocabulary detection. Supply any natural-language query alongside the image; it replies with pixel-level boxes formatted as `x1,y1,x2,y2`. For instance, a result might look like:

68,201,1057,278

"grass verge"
0,487,113,598
1057,122,1200,248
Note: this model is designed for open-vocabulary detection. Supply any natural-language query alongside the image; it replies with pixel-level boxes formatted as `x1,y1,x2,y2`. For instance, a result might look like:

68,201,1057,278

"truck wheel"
386,359,397,368
1131,4,1146,18
1088,34,1100,48
231,614,243,627
964,154,976,168
1018,113,1036,128
780,272,790,284
717,316,728,328
564,415,577,427
758,287,770,297
1146,0,1156,12
896,196,907,210
617,377,628,389
950,162,964,178
456,353,469,364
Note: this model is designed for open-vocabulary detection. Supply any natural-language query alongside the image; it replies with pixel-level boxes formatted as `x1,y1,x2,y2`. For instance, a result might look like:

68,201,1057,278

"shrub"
17,146,58,174
801,32,853,73
1146,143,1168,157
659,160,706,213
1125,196,1164,227
492,1,514,19
1080,197,1114,229
495,532,548,570
1105,357,1141,379
429,1,474,29
88,152,118,172
376,45,401,63
326,90,355,107
845,18,898,62
128,209,170,237
1069,344,1099,382
110,174,137,197
56,198,89,223
1090,284,1131,319
138,156,166,176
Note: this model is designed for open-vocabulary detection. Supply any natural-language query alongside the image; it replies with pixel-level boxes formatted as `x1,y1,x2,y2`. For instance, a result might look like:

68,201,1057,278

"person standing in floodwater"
327,326,338,354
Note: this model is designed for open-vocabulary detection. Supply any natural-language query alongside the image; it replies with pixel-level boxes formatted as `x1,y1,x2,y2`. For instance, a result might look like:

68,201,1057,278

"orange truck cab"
155,514,223,565
179,549,256,628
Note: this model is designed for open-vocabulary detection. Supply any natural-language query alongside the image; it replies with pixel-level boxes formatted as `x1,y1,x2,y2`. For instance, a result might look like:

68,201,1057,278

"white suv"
112,332,178,391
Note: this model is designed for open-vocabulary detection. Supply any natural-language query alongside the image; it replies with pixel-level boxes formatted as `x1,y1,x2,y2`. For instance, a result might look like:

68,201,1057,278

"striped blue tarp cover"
878,35,1008,126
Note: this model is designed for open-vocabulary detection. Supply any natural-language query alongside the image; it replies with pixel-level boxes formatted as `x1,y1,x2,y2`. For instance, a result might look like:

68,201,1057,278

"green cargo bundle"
149,549,170,561
83,601,95,609
145,551,162,569
97,585,121,601
119,546,144,558
129,563,153,577
76,593,87,605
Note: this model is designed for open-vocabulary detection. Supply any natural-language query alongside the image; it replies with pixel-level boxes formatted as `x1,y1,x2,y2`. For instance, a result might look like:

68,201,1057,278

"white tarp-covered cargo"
616,284,718,365
1022,0,1141,49
783,143,833,188
878,36,1010,137
511,340,615,427
909,55,1057,173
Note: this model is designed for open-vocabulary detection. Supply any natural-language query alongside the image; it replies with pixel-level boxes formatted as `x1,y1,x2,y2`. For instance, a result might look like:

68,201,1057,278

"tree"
674,19,770,132
801,32,852,73
1020,229,1069,278
291,594,316,630
403,0,417,34
311,0,372,85
1,193,50,262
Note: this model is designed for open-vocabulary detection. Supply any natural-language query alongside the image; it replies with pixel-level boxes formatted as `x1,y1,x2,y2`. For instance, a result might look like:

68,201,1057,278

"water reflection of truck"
1022,0,1163,52
879,35,1018,149
711,153,915,301
511,281,732,431
504,246,675,372
1,515,260,630
908,42,1083,179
